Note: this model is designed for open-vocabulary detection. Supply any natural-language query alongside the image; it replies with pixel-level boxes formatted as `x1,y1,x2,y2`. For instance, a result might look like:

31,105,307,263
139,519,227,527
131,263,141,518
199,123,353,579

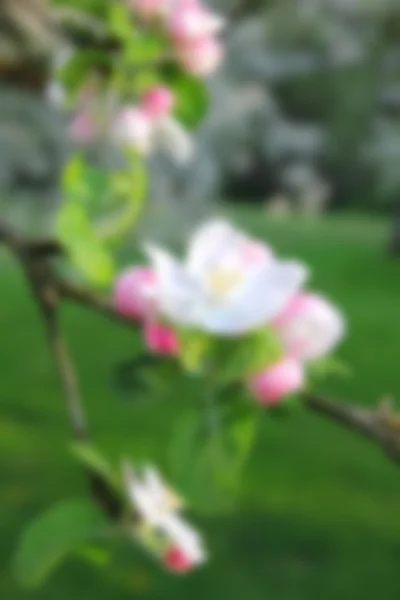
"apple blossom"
144,321,179,355
176,36,224,76
113,267,156,320
112,108,154,155
152,115,194,163
249,358,305,405
142,86,175,119
168,0,226,43
114,87,193,163
274,292,345,361
123,464,207,572
144,219,308,335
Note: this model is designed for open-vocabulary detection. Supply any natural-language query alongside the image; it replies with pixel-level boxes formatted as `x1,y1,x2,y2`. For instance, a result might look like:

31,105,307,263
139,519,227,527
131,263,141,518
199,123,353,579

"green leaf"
13,499,107,589
215,328,283,384
97,156,147,244
70,443,119,490
57,202,115,286
108,3,134,41
160,66,208,128
168,402,259,514
58,50,110,100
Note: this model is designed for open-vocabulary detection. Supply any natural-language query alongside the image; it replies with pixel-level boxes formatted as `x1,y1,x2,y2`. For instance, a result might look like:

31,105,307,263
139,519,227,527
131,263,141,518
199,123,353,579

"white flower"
153,116,194,164
113,109,193,164
113,108,154,155
123,463,184,527
123,463,206,569
144,219,308,335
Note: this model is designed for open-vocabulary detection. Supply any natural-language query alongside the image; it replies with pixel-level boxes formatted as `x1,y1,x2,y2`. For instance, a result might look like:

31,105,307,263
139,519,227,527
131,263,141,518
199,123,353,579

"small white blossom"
144,219,308,335
123,463,207,569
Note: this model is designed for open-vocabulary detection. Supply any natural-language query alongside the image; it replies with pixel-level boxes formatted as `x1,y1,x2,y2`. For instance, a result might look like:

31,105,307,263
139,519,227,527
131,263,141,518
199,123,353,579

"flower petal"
154,116,194,164
158,513,206,565
185,219,240,279
197,260,308,335
144,244,200,325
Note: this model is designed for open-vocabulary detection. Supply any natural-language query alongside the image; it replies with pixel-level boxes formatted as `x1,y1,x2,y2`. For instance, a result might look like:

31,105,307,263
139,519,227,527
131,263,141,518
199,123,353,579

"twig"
2,219,400,471
303,393,400,464
0,218,121,517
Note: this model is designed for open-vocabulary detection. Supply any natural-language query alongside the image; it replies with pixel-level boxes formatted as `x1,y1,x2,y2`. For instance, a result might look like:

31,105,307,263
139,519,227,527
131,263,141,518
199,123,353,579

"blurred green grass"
1,211,400,599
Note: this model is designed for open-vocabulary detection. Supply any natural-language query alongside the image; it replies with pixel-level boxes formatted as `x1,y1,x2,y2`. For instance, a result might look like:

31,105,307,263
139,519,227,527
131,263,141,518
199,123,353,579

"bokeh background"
1,0,400,598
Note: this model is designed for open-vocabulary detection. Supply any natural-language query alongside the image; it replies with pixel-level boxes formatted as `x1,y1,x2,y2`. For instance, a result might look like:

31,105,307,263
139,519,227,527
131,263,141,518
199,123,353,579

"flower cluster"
114,219,345,405
113,86,193,163
123,463,206,573
129,0,225,76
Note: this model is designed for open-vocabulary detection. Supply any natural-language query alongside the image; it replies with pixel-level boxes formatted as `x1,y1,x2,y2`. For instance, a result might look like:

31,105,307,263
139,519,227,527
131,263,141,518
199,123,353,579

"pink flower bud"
248,358,304,405
114,267,156,321
144,322,179,355
176,36,224,76
128,0,168,20
168,2,225,43
68,112,96,144
141,86,175,119
113,108,153,154
274,293,345,361
164,545,194,573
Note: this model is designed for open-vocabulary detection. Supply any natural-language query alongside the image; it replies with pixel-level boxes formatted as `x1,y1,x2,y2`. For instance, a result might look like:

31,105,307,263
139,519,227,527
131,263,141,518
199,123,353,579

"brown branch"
3,219,400,473
56,277,139,330
303,393,400,464
0,219,122,518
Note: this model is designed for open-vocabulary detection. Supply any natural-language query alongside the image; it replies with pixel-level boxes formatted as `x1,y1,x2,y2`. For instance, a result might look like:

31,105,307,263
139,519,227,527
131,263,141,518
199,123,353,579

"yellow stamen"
207,268,243,298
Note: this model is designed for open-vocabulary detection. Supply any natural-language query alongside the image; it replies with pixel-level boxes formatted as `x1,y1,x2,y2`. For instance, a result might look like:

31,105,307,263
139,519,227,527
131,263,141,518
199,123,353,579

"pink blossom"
128,0,169,20
68,112,96,144
144,322,179,355
168,1,225,43
112,108,153,154
248,358,304,405
142,86,175,119
114,267,156,321
176,36,224,76
164,545,194,573
274,293,345,361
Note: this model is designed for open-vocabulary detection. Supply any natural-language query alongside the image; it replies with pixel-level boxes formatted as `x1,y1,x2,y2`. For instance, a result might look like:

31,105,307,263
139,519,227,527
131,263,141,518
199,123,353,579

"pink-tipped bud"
141,86,175,119
176,36,224,76
144,322,179,355
274,293,346,361
164,545,194,573
168,2,225,43
113,107,153,154
68,112,96,144
248,358,304,405
114,267,156,321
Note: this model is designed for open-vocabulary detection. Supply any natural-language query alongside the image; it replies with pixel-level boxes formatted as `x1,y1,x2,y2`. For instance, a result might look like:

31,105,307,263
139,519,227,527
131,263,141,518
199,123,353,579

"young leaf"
108,3,134,42
160,66,208,128
215,328,283,384
13,499,107,590
57,202,115,286
70,442,119,490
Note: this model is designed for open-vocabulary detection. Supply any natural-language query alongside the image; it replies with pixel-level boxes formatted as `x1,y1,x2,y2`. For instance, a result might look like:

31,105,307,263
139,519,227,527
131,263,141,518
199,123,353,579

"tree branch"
0,219,121,518
2,219,400,474
303,393,400,464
